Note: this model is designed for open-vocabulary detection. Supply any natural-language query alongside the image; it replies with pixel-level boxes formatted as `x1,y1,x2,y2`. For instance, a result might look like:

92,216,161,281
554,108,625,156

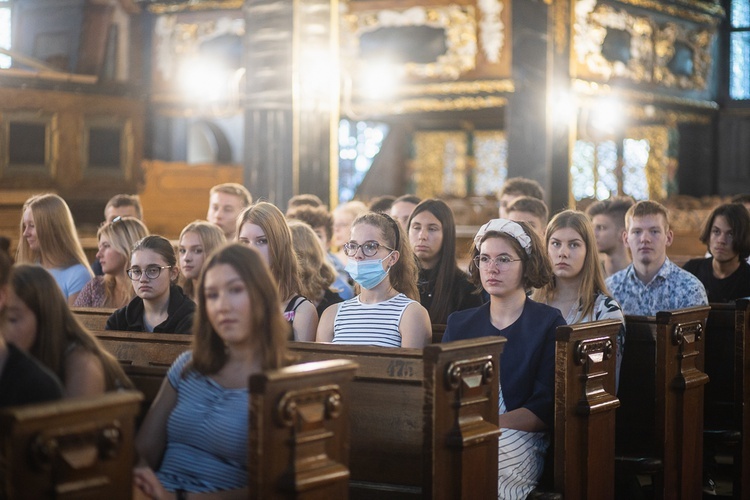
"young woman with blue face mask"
316,212,431,348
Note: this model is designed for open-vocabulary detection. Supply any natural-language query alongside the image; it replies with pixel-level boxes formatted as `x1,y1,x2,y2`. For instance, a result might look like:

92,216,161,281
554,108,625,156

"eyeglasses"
343,240,394,257
473,255,522,270
127,265,172,280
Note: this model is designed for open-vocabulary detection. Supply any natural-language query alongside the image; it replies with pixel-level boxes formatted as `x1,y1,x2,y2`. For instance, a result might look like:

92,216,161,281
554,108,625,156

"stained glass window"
338,119,389,203
571,138,649,202
622,138,650,201
473,131,507,197
730,0,750,100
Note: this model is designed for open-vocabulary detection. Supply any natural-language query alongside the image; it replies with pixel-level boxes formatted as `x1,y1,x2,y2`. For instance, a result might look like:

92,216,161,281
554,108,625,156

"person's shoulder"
3,344,64,403
524,298,566,325
682,257,708,273
606,266,631,285
447,302,488,326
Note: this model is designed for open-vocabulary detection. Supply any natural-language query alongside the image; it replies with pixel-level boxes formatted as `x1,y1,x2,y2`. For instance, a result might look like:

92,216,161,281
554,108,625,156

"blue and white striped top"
156,351,248,493
331,293,414,348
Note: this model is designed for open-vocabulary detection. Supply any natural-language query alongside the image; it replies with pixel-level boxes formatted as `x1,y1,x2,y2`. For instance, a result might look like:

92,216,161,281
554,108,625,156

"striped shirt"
156,351,248,493
332,293,414,348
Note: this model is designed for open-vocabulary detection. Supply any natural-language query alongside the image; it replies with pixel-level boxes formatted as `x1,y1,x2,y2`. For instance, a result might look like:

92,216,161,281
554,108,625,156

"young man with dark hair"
104,194,143,223
390,194,422,231
606,200,708,316
506,196,549,240
586,196,635,277
497,177,545,218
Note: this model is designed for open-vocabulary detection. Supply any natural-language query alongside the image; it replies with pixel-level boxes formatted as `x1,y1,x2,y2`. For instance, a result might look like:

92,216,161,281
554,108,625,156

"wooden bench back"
72,307,115,332
249,359,357,499
0,391,142,499
704,299,750,498
289,338,504,499
619,306,710,499
554,319,621,499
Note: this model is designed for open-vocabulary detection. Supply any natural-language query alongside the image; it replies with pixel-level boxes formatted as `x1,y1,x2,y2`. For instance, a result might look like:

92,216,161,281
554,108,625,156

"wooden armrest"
614,456,663,475
703,428,741,445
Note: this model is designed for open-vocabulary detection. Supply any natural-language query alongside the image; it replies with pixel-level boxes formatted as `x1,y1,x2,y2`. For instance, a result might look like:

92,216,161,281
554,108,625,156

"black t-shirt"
682,257,750,303
0,343,64,408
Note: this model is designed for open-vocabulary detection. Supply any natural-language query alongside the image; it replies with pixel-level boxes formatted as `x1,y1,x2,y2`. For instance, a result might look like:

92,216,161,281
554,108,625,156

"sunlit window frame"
727,0,750,104
0,0,12,70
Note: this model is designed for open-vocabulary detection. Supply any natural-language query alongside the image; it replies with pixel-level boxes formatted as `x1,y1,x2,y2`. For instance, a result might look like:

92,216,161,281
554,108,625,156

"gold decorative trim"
398,79,515,96
629,125,669,200
147,0,243,14
572,79,719,110
574,2,654,83
554,0,569,55
654,22,714,90
614,0,723,24
350,96,507,116
342,5,478,80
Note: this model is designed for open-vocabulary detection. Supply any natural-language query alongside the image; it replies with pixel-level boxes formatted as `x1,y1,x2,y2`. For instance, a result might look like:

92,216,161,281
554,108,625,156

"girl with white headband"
442,218,565,499
316,212,431,348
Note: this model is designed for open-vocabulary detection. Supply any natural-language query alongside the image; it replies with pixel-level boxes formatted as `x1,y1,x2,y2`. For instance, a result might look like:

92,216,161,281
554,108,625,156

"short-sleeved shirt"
156,351,248,492
605,258,708,316
48,264,92,300
332,293,414,347
682,257,750,303
442,299,565,428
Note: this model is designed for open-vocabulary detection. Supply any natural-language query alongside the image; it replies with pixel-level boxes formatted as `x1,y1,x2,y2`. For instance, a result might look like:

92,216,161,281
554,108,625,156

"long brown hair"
190,244,289,374
288,220,337,303
178,220,227,298
352,212,419,301
10,264,132,391
16,194,92,275
532,210,610,321
237,202,302,302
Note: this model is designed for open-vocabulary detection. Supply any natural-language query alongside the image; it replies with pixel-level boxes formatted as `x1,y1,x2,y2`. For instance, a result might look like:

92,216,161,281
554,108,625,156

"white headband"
474,218,532,255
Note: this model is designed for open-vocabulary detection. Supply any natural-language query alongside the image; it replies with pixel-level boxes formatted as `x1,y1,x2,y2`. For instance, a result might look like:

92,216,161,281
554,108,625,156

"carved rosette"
276,384,343,427
445,355,494,391
574,337,614,366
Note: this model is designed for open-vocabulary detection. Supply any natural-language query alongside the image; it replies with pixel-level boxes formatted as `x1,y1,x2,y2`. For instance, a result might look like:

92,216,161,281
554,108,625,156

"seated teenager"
316,212,431,348
237,202,318,341
16,194,93,305
0,252,63,406
407,199,483,325
106,235,195,334
178,220,227,302
133,244,289,498
75,216,149,308
3,264,132,397
532,210,625,387
442,218,565,498
683,203,750,302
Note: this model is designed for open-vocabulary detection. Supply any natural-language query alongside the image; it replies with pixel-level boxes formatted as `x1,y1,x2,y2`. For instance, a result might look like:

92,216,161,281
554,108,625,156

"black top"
0,343,64,408
106,284,196,333
316,288,343,318
417,266,484,324
683,257,750,303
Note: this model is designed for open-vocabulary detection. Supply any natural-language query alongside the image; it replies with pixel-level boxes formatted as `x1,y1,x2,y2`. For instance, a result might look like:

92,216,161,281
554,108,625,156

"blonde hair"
532,210,610,321
288,220,337,303
179,220,227,298
237,202,302,302
97,217,149,307
16,194,92,275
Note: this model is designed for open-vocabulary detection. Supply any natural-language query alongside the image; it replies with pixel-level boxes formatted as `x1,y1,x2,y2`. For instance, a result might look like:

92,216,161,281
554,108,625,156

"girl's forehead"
351,223,382,240
480,236,517,255
132,248,167,264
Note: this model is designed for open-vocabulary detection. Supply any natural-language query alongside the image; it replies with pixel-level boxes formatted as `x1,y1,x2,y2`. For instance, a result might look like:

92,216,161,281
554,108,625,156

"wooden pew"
0,391,142,499
617,306,710,499
553,319,621,498
94,329,191,416
703,299,750,499
72,306,116,331
249,359,357,499
289,338,504,499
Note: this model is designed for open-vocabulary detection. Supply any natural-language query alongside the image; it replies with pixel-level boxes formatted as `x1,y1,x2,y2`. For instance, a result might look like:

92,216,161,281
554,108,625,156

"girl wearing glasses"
106,235,195,334
178,220,227,301
16,194,93,305
407,199,483,325
532,211,624,384
237,202,318,341
316,212,431,348
442,219,564,498
3,264,133,396
74,217,149,308
134,244,289,498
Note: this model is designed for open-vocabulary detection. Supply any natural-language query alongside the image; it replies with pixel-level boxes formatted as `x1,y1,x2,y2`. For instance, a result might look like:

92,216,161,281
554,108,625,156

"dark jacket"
106,284,195,334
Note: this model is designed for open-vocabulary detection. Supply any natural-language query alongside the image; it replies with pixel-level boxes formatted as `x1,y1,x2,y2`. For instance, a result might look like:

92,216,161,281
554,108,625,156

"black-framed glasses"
473,255,522,271
343,240,394,257
127,265,172,280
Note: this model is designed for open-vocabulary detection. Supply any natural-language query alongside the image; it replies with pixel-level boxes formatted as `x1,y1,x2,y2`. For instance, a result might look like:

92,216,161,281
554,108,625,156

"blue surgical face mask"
345,253,393,290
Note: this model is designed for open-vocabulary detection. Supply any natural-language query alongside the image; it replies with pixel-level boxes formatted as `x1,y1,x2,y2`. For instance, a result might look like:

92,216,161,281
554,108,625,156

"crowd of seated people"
3,179,750,499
